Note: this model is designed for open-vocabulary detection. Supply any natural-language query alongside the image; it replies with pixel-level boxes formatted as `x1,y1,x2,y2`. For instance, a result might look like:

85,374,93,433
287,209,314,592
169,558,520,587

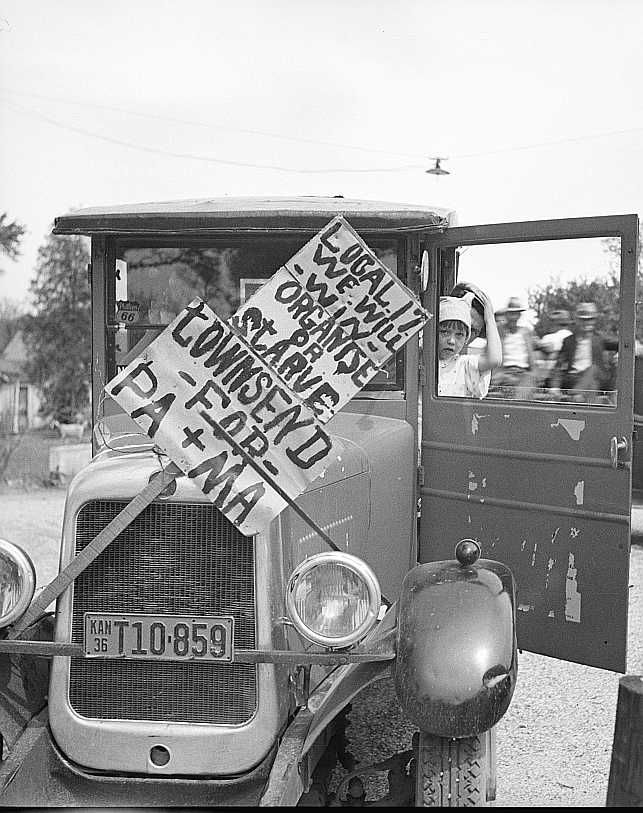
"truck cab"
0,197,637,806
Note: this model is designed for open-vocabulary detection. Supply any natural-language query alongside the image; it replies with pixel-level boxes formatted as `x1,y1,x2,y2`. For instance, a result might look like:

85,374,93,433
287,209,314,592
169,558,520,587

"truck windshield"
105,238,403,395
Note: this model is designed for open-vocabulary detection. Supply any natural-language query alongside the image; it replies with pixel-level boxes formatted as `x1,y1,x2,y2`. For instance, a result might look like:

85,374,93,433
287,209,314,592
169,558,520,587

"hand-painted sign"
106,302,334,532
231,216,430,421
281,218,428,366
106,216,430,534
229,268,375,423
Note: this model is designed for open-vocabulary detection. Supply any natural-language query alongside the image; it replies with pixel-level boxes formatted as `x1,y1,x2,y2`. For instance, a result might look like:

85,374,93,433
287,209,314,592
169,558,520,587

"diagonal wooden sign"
105,216,431,534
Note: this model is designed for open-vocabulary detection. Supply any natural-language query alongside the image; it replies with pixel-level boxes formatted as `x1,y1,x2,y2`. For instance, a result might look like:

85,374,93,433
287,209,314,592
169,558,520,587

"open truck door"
420,214,638,672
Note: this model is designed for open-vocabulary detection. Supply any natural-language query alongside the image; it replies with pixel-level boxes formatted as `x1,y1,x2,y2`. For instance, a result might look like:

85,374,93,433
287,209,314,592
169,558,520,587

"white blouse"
438,355,491,399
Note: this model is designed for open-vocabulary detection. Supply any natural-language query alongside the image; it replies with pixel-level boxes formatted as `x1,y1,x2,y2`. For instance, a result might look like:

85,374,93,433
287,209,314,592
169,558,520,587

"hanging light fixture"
426,157,450,175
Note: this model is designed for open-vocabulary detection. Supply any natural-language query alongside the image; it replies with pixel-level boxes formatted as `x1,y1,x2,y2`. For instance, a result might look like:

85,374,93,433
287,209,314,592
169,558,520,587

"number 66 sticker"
116,300,142,324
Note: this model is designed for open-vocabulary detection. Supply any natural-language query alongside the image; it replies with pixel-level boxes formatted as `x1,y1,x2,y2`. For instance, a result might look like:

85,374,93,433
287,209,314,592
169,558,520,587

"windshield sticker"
105,217,431,534
116,300,142,325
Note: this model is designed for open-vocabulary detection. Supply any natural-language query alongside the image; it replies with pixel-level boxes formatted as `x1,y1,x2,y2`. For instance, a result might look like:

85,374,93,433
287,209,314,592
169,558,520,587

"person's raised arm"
468,288,502,373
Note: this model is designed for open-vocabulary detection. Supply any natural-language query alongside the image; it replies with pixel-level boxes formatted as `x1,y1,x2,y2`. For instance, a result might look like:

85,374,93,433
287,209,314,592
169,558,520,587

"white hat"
439,295,472,339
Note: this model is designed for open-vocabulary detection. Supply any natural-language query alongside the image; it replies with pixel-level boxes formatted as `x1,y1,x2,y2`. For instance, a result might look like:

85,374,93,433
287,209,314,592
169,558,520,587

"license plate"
83,613,234,662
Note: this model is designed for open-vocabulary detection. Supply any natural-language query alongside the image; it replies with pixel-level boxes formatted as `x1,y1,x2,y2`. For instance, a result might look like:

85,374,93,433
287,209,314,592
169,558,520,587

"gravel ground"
0,486,640,807
0,485,66,590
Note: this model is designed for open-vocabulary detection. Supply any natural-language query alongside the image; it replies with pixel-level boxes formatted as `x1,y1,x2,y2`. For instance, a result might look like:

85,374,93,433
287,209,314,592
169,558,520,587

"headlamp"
0,539,36,628
285,552,381,648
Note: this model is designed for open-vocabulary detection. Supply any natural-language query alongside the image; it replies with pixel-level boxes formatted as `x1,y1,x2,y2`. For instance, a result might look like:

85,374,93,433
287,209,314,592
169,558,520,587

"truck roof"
53,195,455,236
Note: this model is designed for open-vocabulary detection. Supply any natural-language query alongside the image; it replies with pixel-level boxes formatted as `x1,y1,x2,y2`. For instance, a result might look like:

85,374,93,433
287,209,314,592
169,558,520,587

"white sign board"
106,216,431,534
231,216,430,421
106,303,334,533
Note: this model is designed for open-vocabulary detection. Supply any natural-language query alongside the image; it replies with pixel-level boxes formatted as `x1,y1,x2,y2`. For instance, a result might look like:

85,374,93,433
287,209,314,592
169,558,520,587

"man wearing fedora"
491,296,536,396
549,301,616,398
538,309,573,357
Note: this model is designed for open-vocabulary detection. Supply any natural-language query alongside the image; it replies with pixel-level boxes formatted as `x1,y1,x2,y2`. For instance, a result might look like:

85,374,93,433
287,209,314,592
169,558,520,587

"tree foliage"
0,214,26,358
528,237,642,340
528,273,620,337
123,247,239,321
0,297,25,355
22,233,91,422
0,213,25,264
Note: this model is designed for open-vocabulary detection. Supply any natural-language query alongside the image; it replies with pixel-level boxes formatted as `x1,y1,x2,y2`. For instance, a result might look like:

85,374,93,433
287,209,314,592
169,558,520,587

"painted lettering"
110,360,158,399
237,370,273,406
223,480,266,527
130,392,176,439
187,451,245,501
286,426,333,469
171,300,209,347
306,383,340,415
190,320,227,357
319,220,342,253
303,269,339,308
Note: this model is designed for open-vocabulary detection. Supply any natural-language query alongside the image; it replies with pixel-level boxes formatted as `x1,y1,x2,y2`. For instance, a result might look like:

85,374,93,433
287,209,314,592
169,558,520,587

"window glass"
437,236,620,406
107,240,402,391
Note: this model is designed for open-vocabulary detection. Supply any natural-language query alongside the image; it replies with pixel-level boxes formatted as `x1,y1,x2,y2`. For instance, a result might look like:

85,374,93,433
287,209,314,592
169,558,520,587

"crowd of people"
438,283,618,403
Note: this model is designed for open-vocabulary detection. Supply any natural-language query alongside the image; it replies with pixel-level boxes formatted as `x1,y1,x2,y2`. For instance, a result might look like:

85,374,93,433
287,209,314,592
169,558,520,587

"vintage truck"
0,197,637,806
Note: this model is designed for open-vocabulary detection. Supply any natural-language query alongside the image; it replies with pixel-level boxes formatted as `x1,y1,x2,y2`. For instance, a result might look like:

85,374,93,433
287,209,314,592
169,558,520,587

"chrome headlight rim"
285,551,381,649
0,538,36,628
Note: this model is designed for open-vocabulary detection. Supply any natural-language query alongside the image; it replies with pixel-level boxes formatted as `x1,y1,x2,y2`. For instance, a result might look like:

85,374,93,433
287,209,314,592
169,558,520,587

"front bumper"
0,710,274,808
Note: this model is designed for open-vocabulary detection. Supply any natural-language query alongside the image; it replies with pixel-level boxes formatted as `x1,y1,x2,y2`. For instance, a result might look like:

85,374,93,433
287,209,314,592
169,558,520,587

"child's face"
438,321,468,360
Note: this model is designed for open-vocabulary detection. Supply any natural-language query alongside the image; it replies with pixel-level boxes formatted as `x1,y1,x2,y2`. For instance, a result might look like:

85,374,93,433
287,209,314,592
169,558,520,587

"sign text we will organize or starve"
106,216,431,533
230,217,430,421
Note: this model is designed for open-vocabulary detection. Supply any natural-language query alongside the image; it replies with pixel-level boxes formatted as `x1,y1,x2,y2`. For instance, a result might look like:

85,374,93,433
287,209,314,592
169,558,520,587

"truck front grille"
69,500,257,724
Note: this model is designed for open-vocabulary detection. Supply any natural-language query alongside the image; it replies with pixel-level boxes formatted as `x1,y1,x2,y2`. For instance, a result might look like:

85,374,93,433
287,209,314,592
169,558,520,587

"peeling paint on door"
471,413,488,435
543,556,556,593
565,552,582,623
550,418,586,440
574,480,585,506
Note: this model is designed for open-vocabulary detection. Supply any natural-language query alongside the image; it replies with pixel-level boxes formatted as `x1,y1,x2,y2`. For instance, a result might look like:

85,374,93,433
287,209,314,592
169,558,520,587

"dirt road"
0,486,641,806
0,487,66,588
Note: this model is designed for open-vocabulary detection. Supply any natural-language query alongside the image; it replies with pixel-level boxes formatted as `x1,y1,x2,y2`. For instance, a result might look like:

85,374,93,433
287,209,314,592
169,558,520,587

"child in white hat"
438,293,502,398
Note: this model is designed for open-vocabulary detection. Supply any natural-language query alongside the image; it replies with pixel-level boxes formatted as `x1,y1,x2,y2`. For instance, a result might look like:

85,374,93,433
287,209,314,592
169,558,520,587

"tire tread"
416,732,488,807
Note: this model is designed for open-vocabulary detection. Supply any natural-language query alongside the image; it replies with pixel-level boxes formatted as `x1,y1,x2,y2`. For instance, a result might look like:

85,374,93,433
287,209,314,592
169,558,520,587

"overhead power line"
0,87,426,161
0,97,424,174
2,88,643,174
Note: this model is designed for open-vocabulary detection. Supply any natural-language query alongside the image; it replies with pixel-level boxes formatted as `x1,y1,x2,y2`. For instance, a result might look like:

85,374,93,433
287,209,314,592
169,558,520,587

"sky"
1,0,642,312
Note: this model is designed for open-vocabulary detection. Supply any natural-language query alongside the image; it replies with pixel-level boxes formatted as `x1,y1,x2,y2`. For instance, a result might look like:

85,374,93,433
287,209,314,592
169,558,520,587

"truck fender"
393,540,517,738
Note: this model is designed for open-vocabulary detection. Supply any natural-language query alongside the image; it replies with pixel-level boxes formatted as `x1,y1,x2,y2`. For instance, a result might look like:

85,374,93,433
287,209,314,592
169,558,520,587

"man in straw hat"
491,296,536,396
437,293,501,398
